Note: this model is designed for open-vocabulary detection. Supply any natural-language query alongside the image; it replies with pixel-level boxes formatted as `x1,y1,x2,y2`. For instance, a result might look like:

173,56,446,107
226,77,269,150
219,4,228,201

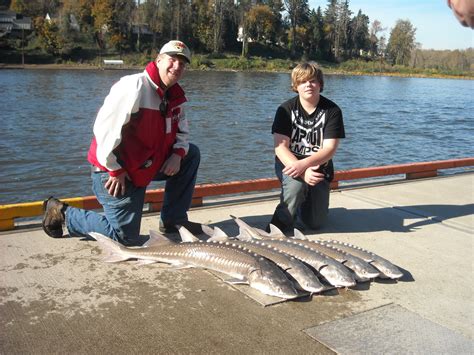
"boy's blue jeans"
65,144,200,245
270,159,330,232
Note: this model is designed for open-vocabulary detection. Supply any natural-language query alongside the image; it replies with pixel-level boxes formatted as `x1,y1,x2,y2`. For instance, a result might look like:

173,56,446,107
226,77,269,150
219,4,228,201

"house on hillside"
0,10,32,38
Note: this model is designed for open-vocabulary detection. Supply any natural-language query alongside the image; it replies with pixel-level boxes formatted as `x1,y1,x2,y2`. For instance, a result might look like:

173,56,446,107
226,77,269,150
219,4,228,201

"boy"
269,62,345,232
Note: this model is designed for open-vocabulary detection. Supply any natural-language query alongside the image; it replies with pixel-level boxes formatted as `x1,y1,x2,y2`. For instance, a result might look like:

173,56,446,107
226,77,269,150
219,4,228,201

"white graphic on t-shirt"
290,109,325,156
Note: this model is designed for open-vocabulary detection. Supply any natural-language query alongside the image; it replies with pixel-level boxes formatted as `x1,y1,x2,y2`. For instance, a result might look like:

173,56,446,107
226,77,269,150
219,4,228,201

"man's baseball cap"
159,40,191,63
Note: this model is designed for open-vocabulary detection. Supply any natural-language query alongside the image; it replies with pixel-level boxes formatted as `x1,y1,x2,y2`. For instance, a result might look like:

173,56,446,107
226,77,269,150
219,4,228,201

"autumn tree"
264,0,285,46
386,19,416,65
369,19,385,57
247,4,274,43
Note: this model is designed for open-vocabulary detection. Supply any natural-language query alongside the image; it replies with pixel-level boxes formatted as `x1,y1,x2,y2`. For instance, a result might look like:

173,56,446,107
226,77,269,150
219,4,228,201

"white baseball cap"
159,40,191,63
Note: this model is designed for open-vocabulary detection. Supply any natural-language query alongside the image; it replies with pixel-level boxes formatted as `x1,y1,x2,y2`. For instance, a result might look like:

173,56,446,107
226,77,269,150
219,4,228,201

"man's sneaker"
159,220,203,235
42,196,68,238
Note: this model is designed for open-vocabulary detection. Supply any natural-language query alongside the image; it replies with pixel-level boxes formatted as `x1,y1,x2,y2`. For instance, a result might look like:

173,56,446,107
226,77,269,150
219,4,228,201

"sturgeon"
188,226,325,294
230,218,356,287
322,240,404,279
89,231,299,299
292,230,380,281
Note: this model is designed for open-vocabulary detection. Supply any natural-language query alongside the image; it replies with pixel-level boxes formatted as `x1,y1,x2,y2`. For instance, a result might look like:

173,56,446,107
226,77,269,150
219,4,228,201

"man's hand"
303,166,325,186
282,159,308,178
104,171,130,197
160,153,182,176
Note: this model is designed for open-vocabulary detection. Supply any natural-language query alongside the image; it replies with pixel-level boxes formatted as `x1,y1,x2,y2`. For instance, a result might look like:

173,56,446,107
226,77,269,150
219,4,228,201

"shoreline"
1,62,472,80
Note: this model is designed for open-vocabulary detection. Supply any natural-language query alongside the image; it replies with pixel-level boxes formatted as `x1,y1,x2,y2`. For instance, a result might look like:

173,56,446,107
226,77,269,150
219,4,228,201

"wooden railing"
1,158,472,231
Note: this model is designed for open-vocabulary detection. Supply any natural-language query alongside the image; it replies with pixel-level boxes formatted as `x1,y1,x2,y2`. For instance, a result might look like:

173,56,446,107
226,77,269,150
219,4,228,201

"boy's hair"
291,62,324,93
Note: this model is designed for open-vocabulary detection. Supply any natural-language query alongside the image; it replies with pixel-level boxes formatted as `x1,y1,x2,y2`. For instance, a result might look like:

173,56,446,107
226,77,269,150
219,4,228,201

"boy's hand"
282,160,308,178
303,166,325,186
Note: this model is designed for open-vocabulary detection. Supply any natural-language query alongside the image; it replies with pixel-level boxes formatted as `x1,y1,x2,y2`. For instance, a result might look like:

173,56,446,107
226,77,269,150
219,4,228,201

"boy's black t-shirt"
271,95,345,180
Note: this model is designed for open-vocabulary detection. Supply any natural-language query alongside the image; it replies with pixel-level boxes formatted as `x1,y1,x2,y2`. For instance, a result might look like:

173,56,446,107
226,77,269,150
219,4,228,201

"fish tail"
89,232,130,263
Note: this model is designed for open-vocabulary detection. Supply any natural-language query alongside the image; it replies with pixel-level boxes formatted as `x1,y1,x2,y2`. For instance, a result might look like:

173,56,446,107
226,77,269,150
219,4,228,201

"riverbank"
1,61,472,80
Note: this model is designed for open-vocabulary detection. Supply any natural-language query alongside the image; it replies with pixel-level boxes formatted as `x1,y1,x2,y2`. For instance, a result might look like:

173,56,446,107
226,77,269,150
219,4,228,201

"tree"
333,0,351,60
369,19,385,58
33,16,64,56
143,0,165,50
348,9,369,57
11,0,60,18
265,0,285,46
247,4,274,43
322,0,337,59
307,7,325,59
210,0,233,53
283,0,309,57
386,19,416,66
236,0,252,57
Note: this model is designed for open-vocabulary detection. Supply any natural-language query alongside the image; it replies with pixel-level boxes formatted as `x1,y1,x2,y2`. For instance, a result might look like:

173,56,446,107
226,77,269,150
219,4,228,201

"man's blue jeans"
65,144,200,245
270,159,330,231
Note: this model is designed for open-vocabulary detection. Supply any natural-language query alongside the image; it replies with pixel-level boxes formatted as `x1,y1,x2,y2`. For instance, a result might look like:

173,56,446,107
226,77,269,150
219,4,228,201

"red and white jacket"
87,61,189,187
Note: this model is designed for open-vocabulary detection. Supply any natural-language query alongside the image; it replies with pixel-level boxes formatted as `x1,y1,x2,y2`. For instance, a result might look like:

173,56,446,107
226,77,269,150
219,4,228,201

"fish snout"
249,263,299,299
322,265,357,287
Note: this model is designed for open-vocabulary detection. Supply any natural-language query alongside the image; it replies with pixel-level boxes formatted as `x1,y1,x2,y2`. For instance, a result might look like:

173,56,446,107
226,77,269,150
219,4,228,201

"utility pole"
21,27,25,66
136,0,140,51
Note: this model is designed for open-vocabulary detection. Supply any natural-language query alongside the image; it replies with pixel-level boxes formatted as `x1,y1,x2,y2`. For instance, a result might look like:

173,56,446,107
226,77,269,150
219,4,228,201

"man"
42,40,202,245
268,62,345,232
447,0,474,28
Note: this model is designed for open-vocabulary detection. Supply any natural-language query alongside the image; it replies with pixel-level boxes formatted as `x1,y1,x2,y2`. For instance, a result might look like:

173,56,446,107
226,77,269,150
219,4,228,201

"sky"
308,0,473,50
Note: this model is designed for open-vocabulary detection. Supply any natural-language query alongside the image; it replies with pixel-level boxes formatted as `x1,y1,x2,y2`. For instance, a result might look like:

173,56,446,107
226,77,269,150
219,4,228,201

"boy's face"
156,54,187,88
296,78,321,101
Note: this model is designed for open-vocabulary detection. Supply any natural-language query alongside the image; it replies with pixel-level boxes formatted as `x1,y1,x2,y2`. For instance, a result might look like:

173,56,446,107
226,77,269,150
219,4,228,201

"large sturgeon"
292,230,380,282
89,231,299,299
230,217,356,287
322,240,403,279
187,226,326,294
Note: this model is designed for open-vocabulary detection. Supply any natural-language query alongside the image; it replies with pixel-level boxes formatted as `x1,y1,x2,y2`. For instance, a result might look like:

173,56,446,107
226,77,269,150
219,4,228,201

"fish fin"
252,224,284,240
89,232,130,263
178,226,200,242
144,230,176,247
254,227,271,236
230,215,256,234
236,228,254,241
293,229,308,240
170,262,194,270
268,224,284,237
135,259,159,265
230,215,248,230
201,224,215,237
225,277,248,285
231,215,271,240
207,226,230,242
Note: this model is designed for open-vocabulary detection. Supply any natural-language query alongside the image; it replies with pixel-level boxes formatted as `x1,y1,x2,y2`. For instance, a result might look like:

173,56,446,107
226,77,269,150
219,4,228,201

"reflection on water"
0,69,472,203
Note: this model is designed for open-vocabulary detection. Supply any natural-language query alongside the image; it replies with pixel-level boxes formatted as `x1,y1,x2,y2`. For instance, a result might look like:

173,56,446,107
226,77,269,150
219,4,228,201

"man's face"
156,54,187,87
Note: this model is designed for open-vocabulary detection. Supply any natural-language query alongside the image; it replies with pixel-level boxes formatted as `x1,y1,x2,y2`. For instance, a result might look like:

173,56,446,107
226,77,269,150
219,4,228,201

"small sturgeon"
292,230,380,281
322,240,404,279
230,217,356,287
189,226,325,294
89,231,299,299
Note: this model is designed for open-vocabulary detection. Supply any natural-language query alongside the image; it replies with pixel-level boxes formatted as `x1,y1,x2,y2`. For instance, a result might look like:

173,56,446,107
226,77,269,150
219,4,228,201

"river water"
0,69,473,204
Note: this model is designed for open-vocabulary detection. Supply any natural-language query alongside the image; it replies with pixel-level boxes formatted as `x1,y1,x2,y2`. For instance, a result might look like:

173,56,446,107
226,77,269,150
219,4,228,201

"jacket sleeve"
172,104,190,158
94,76,142,172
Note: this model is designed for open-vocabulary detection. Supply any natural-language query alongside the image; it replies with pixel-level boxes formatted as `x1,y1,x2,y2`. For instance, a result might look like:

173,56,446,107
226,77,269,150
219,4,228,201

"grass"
1,49,472,79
